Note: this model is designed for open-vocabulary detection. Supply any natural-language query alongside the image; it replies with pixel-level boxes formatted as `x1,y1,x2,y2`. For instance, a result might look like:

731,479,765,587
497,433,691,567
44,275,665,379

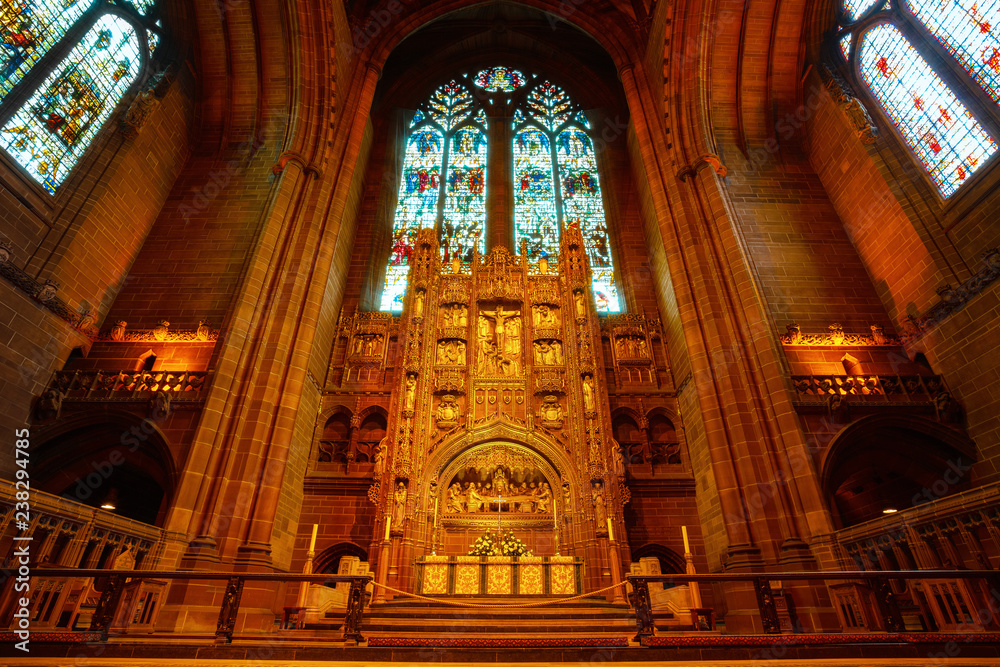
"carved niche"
475,304,523,377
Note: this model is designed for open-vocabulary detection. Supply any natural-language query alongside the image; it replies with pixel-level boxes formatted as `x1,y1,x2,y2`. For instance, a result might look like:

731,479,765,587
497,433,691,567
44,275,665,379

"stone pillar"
485,98,514,253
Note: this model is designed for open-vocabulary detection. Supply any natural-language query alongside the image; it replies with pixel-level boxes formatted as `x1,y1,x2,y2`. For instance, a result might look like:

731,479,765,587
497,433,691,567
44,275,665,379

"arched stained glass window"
902,0,1000,104
379,69,622,313
513,128,559,262
837,2,1000,197
557,127,620,312
0,0,91,100
0,1,161,195
380,79,488,312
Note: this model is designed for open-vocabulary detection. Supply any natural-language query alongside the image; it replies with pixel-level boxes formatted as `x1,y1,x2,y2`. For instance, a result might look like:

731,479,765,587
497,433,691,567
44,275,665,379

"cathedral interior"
2,0,1000,664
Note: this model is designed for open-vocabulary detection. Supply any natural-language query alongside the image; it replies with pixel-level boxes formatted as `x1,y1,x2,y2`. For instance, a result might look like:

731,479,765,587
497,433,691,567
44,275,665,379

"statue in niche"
413,290,425,318
435,394,460,428
454,304,468,327
592,482,606,525
638,337,649,358
477,306,522,375
533,304,558,327
392,482,407,526
437,340,464,365
352,335,364,355
534,340,563,365
538,395,564,428
373,438,386,475
111,320,127,342
582,375,595,411
447,482,465,513
574,291,586,319
563,482,571,511
502,316,521,375
403,374,417,412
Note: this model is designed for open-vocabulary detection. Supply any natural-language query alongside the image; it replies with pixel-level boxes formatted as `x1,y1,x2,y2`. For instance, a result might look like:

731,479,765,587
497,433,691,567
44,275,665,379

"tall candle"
309,523,318,552
607,518,614,542
682,525,690,554
384,516,391,541
433,497,439,527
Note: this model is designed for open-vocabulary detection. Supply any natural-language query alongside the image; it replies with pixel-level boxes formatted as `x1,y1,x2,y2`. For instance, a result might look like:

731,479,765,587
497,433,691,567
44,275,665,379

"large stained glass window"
838,1,1000,197
0,0,91,100
0,2,160,195
380,69,622,313
903,0,1000,104
516,78,621,312
859,23,996,195
379,78,487,312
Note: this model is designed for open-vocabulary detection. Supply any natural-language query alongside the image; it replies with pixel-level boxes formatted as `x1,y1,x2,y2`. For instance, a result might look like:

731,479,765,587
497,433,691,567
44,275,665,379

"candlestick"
607,517,614,542
309,523,318,552
384,516,391,541
433,497,439,527
682,525,690,554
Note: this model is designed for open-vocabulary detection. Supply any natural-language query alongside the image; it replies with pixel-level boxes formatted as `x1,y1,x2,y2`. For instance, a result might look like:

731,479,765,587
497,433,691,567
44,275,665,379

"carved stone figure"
538,395,564,428
935,391,963,424
563,482,571,511
149,390,172,420
592,482,606,526
582,375,595,411
536,482,552,513
456,304,468,327
392,482,407,526
503,316,521,374
574,290,586,319
829,323,845,345
447,482,465,513
36,388,64,422
373,438,386,475
153,320,170,341
435,394,460,428
111,320,127,342
870,324,887,345
403,374,417,412
413,290,425,318
786,323,801,344
466,483,484,513
196,320,211,341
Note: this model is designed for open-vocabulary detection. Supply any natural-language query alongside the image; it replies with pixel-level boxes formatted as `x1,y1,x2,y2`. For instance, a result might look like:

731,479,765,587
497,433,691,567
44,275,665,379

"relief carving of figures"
476,305,522,376
582,375,596,412
442,304,468,327
533,340,563,365
536,482,552,513
592,482,606,525
562,482,571,511
538,395,565,428
533,304,559,327
392,482,407,526
437,340,465,365
616,336,650,359
435,394,460,428
403,374,418,412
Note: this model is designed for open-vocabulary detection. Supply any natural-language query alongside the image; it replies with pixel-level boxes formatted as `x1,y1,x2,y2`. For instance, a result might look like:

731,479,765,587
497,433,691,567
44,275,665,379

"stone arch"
31,409,178,526
425,422,579,515
315,541,369,575
819,414,978,528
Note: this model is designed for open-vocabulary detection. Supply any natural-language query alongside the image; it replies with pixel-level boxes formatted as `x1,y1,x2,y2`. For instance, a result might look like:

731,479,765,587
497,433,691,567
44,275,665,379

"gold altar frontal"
416,556,582,596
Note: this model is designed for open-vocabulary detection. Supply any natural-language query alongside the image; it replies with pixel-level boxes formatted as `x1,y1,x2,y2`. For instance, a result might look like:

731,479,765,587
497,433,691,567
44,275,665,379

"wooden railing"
7,569,372,643
626,570,999,642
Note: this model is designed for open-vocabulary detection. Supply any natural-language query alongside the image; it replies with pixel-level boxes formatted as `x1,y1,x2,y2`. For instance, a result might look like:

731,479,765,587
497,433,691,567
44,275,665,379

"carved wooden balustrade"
47,369,210,401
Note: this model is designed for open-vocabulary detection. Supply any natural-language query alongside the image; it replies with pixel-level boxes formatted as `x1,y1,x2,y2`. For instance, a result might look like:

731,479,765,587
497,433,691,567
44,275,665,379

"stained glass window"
380,71,623,313
843,0,884,22
474,67,526,92
380,122,444,312
556,128,620,312
859,23,997,196
903,0,1000,104
442,126,487,264
841,32,854,60
1,14,143,194
513,128,560,263
0,0,92,101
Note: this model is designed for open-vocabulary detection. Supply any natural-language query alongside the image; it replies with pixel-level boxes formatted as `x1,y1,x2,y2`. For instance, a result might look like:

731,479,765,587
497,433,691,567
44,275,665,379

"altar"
416,555,582,596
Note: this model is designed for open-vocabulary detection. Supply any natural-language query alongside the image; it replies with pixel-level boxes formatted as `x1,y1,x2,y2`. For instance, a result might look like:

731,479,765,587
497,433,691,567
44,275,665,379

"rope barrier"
369,579,629,609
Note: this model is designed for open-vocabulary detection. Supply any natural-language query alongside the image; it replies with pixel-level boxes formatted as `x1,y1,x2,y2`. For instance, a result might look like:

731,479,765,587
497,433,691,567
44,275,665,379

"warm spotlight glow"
882,507,898,514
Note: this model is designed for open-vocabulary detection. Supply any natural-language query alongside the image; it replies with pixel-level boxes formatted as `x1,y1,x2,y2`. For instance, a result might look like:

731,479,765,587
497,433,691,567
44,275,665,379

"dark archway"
31,411,177,526
820,415,978,528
